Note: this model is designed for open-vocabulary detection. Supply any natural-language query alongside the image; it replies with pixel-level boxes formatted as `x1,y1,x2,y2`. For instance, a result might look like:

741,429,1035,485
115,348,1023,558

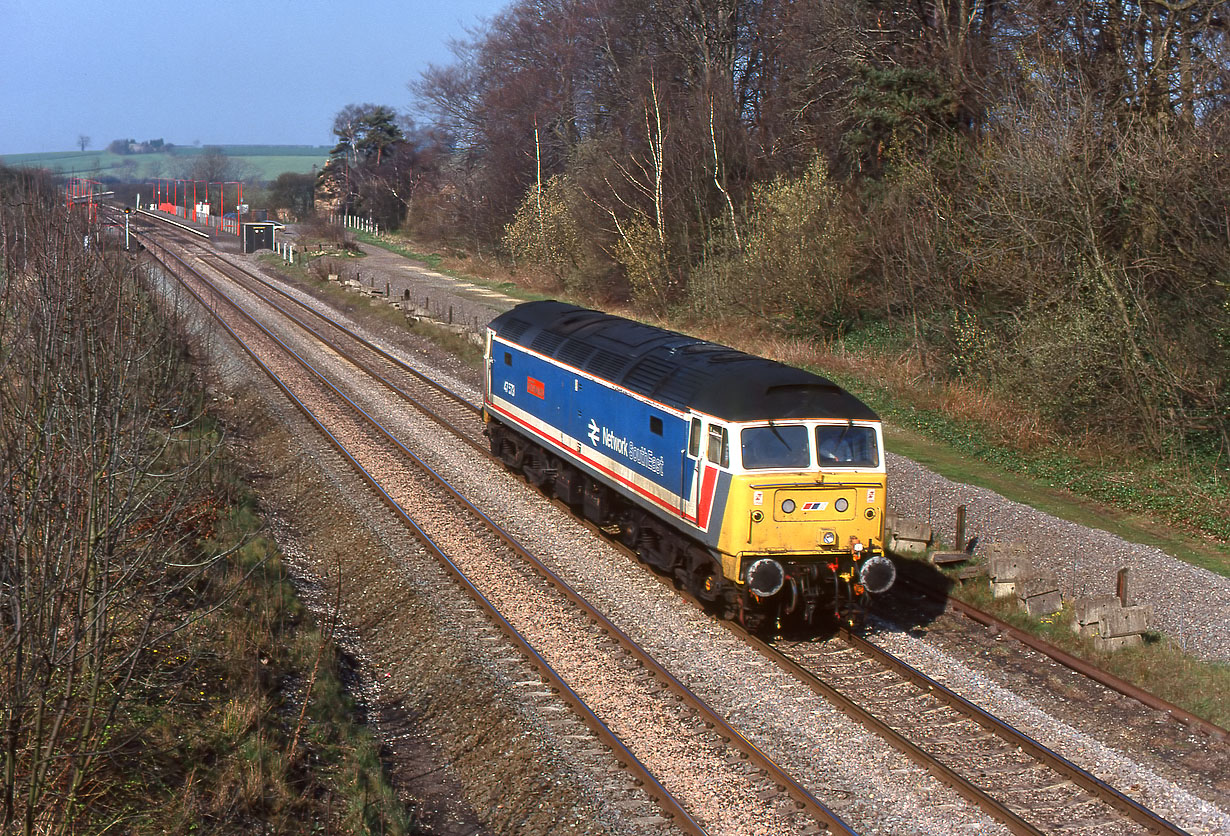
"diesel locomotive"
482,301,895,630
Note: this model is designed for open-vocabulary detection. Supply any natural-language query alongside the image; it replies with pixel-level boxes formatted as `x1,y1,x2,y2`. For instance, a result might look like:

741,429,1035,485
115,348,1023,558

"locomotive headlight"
834,498,848,513
746,558,785,597
822,530,837,546
781,498,796,514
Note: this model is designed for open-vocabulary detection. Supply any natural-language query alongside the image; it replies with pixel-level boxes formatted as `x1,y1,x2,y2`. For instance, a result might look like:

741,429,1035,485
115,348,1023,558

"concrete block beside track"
1098,604,1153,637
1016,574,1062,616
1073,594,1121,636
885,510,933,557
987,541,1033,599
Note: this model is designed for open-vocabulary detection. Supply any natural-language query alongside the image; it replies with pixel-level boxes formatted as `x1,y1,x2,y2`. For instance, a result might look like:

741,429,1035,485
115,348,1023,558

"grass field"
0,144,331,182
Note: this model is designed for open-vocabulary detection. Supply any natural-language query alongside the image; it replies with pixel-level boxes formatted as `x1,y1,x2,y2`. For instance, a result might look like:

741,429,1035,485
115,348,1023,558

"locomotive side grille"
500,318,531,342
624,356,674,392
587,349,628,379
654,368,708,406
531,330,566,354
557,338,595,367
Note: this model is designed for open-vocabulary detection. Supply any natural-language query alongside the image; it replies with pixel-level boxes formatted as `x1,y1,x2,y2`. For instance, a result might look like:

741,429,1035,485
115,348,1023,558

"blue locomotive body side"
487,335,730,541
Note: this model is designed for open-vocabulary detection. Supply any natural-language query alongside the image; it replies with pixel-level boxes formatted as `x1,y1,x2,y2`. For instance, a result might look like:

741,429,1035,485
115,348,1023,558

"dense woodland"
321,0,1230,462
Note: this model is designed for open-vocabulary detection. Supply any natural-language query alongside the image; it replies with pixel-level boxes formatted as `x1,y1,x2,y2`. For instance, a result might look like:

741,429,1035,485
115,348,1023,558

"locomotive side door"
681,416,703,523
482,330,493,411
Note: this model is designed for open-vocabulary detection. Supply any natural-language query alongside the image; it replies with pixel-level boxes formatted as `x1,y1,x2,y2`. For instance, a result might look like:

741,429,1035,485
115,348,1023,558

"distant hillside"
0,145,331,182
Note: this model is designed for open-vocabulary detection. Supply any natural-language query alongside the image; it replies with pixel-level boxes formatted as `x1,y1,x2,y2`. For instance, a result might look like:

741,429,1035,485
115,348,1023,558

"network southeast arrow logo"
588,418,600,446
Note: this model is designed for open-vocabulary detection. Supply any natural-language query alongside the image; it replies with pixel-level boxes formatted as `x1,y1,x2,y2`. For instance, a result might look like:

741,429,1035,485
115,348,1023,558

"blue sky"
0,0,507,154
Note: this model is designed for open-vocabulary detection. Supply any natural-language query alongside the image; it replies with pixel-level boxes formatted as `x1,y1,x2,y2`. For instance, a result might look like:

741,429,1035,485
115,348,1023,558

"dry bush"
0,170,237,833
302,215,358,253
732,156,859,330
503,173,603,296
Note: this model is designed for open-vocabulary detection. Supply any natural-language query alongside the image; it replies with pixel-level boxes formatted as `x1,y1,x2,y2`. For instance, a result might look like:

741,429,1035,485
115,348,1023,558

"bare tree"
77,134,90,152
0,169,238,834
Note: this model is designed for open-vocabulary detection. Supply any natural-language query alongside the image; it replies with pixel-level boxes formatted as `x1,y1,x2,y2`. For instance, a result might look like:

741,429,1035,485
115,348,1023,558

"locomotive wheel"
491,426,522,468
522,450,550,488
679,548,722,602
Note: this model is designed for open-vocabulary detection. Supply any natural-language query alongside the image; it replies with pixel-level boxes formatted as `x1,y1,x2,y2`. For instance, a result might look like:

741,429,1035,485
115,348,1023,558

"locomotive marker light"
834,498,849,513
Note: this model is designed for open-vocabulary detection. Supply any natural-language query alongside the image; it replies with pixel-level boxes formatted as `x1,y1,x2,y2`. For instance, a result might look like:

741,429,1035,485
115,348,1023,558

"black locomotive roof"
488,300,879,422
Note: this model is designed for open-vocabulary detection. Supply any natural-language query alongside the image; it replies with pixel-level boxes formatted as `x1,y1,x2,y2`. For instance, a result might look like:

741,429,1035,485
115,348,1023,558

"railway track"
129,215,1219,835
136,228,855,836
133,219,486,443
764,630,1185,836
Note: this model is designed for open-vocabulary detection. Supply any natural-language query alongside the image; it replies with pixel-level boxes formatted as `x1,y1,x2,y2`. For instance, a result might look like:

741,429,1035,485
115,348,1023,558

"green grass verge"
354,231,446,270
104,449,416,834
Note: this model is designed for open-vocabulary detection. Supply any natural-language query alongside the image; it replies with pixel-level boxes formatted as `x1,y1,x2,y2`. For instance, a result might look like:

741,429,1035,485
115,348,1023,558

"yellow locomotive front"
711,419,895,627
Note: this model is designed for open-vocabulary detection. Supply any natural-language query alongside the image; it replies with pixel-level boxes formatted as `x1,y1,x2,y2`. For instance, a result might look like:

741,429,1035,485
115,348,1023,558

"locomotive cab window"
650,416,663,436
741,424,810,470
707,425,729,468
815,425,879,468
